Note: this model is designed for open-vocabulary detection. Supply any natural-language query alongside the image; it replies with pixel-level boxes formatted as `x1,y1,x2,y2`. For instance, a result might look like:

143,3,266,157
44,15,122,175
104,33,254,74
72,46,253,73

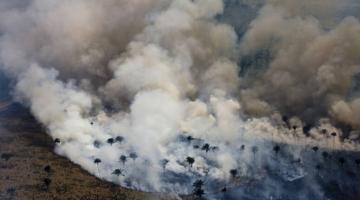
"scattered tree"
94,158,101,176
129,152,139,163
201,143,211,153
240,145,245,151
1,153,13,162
194,187,205,199
273,144,281,156
186,156,195,169
159,159,169,171
119,155,128,166
142,158,153,171
251,146,259,159
315,164,323,174
112,169,125,177
6,187,15,196
107,138,115,146
312,146,319,153
43,178,51,190
322,151,329,162
211,146,219,154
187,136,193,144
54,138,60,144
229,169,238,179
115,136,124,144
192,179,204,189
339,157,346,169
93,141,100,148
331,132,336,151
44,165,51,173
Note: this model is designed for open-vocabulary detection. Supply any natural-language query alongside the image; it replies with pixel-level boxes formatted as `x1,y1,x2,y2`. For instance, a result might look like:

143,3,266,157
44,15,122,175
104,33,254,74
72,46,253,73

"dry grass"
0,103,177,200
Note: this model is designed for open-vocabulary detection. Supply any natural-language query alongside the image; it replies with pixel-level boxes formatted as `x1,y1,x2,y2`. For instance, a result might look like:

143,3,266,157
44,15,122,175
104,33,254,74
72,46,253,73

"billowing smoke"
1,0,360,199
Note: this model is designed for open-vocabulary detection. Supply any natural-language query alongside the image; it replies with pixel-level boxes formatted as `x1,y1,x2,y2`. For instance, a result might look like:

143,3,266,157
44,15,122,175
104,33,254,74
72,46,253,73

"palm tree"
93,141,100,148
54,138,60,144
339,157,346,169
142,158,152,171
315,164,323,174
44,165,51,173
107,138,115,146
115,136,124,144
43,178,51,190
240,144,245,151
1,153,13,162
211,146,219,154
159,159,169,171
322,151,328,162
192,179,204,189
129,152,139,163
187,136,193,144
94,158,101,176
194,187,205,199
229,169,238,179
119,155,128,166
112,169,125,177
355,159,360,173
321,129,327,147
312,146,319,153
331,132,336,151
251,146,259,159
186,156,195,169
273,144,281,156
201,143,211,153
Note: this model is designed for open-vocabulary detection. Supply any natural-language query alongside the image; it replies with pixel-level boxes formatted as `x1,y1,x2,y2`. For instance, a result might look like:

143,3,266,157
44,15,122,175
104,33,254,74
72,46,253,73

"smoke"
1,0,360,199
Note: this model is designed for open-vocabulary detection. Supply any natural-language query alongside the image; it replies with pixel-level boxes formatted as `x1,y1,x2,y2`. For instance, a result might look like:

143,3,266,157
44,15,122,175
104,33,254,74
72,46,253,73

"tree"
312,146,319,153
322,151,329,162
112,169,125,177
159,159,169,171
54,138,60,144
107,138,115,146
273,144,281,156
186,156,195,169
43,178,51,190
355,159,360,172
292,125,297,133
1,153,13,162
94,158,101,176
321,129,327,147
193,145,199,149
251,146,259,159
315,164,323,174
192,179,204,189
129,152,139,163
240,145,245,151
211,146,219,154
201,143,211,153
142,158,152,171
229,169,238,179
187,136,193,144
221,187,227,194
331,132,336,151
115,136,124,144
44,165,51,173
194,187,205,199
93,141,100,148
119,155,128,166
339,157,346,169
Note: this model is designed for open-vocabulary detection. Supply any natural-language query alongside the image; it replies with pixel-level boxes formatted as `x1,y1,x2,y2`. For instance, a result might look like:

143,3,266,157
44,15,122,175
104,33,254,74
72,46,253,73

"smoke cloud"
1,0,360,199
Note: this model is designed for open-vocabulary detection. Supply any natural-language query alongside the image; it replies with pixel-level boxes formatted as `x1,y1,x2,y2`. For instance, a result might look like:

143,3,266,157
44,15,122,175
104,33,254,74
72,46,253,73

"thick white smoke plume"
1,0,360,198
